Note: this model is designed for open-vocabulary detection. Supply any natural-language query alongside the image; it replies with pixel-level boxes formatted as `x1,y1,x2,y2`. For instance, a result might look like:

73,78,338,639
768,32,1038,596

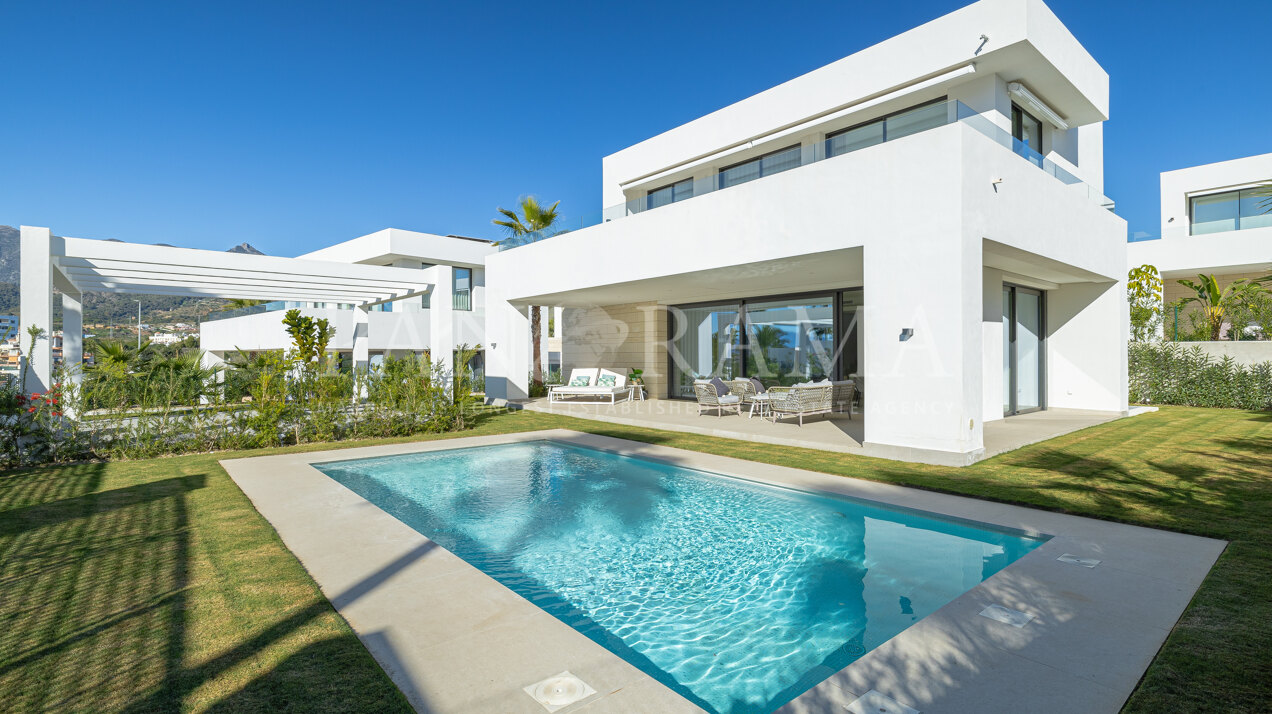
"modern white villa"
199,228,496,372
1128,152,1272,341
484,0,1129,465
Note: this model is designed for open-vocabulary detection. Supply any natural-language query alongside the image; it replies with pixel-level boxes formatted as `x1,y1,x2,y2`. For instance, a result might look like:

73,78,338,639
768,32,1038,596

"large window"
825,99,947,159
718,145,802,190
646,178,694,210
452,267,472,311
668,290,861,397
669,303,742,398
1190,188,1272,235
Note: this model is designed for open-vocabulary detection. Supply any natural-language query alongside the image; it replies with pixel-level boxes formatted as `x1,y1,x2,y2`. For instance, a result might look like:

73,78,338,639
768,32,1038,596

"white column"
981,267,1006,424
482,283,531,401
862,226,984,465
61,289,83,387
19,226,53,393
353,305,369,399
429,265,455,383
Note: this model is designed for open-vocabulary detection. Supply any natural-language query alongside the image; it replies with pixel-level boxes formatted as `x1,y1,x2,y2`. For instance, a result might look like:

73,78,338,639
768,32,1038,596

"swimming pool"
315,441,1046,714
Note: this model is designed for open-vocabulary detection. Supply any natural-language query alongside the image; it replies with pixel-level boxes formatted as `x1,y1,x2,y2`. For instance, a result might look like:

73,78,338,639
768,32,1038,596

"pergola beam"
54,257,424,292
60,236,431,285
64,269,417,297
69,282,390,304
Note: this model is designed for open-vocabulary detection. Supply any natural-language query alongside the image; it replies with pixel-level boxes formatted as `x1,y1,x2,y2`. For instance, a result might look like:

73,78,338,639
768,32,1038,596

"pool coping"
221,429,1226,714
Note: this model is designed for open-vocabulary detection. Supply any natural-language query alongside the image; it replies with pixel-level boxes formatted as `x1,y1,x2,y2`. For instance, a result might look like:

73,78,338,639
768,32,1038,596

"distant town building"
0,315,18,341
149,332,186,346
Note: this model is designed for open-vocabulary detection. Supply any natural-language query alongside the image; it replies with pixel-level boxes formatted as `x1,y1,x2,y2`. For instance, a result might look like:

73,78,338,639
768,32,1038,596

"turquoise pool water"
316,441,1045,714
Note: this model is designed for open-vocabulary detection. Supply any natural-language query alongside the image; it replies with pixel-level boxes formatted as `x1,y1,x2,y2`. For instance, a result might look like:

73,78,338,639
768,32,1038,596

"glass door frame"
1003,283,1046,416
666,288,861,398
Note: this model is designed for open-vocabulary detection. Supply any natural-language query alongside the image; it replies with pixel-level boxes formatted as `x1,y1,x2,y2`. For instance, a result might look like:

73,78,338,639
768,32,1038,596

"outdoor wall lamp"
899,328,914,341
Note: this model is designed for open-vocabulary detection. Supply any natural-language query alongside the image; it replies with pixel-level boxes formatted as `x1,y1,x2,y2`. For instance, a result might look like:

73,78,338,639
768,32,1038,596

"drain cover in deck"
979,604,1035,628
523,671,596,712
1057,553,1102,568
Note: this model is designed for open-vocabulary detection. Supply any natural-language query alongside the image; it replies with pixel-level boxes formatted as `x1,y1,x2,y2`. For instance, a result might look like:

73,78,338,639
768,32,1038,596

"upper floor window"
1191,188,1272,235
646,178,694,210
1011,104,1043,156
453,267,473,311
718,145,801,190
825,99,947,159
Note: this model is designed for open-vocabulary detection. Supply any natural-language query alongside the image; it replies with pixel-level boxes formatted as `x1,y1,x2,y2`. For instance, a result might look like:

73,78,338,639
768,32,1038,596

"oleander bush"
1129,341,1272,410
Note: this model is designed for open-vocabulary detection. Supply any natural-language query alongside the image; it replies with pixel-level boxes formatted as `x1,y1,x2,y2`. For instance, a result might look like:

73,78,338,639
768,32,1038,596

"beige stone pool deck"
222,429,1224,714
520,398,1138,465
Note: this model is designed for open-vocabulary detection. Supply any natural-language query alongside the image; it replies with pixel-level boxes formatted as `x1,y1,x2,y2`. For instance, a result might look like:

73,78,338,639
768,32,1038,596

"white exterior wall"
1129,152,1272,277
199,230,497,369
200,308,431,353
484,0,1125,463
601,0,1108,208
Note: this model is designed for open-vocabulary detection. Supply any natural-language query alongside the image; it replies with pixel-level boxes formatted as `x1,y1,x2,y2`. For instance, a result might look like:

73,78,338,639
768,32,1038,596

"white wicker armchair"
693,382,741,416
724,379,759,407
766,385,833,425
831,380,856,418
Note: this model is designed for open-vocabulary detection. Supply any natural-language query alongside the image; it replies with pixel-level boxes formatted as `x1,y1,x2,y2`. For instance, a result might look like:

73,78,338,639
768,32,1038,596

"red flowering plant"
0,369,87,468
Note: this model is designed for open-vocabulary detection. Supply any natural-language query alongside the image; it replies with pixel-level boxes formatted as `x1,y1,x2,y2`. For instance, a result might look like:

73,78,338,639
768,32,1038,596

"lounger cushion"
718,395,741,404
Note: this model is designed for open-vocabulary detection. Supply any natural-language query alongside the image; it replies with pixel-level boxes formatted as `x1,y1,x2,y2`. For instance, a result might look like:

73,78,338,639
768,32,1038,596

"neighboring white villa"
199,228,497,371
1128,152,1272,339
483,0,1129,465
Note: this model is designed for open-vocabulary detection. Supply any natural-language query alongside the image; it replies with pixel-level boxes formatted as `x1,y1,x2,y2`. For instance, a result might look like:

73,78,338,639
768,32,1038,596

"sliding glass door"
669,303,742,398
744,297,835,389
1003,285,1045,416
668,290,861,397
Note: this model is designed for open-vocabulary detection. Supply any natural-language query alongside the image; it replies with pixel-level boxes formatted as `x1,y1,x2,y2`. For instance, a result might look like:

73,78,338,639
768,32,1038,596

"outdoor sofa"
548,368,630,404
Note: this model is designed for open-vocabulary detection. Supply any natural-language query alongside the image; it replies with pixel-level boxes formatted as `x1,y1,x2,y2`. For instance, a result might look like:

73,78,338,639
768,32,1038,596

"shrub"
1130,342,1272,410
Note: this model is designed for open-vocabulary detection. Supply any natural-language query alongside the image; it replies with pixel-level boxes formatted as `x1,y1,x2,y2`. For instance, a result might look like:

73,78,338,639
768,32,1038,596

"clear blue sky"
2,0,1268,255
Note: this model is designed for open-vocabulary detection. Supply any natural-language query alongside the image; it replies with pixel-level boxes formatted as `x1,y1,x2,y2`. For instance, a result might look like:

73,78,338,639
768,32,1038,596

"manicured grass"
2,406,1268,712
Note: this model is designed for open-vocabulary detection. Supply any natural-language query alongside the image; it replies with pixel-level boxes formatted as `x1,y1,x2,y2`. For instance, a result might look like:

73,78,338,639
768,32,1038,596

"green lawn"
2,406,1269,712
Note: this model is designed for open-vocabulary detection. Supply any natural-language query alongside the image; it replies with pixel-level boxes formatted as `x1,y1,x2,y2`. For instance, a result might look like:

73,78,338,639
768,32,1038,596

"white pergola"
19,226,432,392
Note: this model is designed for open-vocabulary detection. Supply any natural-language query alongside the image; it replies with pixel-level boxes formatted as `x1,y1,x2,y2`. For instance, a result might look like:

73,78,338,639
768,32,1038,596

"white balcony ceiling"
52,237,431,305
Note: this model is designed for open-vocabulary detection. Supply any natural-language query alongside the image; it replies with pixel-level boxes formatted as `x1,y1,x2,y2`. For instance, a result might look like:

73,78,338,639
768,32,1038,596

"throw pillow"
598,374,617,387
569,375,591,387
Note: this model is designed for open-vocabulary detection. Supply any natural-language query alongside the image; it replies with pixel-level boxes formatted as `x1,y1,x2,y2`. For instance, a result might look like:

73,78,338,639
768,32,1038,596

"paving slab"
222,429,1225,714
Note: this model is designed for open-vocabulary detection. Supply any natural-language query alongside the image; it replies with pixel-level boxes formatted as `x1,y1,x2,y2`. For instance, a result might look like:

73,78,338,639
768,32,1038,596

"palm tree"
1176,274,1265,340
91,338,151,370
493,196,561,391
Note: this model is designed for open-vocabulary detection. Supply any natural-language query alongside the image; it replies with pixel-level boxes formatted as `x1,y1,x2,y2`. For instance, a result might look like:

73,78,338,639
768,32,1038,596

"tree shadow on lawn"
0,464,198,712
0,464,412,714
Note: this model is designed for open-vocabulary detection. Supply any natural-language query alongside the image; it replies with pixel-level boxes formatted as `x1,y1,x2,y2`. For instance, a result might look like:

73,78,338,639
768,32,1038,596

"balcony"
500,100,1113,251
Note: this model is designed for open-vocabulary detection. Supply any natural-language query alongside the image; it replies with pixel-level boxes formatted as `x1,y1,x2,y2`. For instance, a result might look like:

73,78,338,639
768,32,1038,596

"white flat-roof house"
199,228,496,370
484,0,1128,465
1128,153,1272,338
